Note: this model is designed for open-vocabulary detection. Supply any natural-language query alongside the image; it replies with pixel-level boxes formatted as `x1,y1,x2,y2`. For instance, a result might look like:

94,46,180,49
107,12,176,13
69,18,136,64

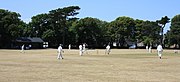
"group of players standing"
21,43,164,61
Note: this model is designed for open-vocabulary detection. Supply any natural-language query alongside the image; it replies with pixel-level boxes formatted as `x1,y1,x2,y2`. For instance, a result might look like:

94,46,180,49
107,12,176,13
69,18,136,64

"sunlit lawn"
0,49,180,82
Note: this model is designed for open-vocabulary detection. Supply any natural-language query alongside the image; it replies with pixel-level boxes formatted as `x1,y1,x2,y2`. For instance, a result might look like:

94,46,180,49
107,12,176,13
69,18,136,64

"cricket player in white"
146,45,148,51
57,44,64,60
157,44,163,59
149,46,152,53
83,43,86,53
79,45,83,56
68,44,71,50
105,45,110,55
21,44,25,53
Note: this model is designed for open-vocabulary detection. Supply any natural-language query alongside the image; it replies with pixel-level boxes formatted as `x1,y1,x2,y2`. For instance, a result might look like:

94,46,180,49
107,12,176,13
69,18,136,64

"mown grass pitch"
0,49,180,82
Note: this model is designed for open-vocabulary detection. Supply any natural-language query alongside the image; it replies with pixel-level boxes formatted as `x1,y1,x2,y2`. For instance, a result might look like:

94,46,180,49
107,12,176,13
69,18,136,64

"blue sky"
0,0,179,32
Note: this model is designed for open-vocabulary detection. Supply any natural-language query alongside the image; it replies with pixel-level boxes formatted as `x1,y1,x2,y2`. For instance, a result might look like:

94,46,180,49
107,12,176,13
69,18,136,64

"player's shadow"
161,58,168,59
140,56,168,59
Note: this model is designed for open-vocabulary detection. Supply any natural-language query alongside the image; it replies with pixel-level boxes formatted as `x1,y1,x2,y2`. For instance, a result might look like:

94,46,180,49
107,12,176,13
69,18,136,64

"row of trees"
0,6,179,48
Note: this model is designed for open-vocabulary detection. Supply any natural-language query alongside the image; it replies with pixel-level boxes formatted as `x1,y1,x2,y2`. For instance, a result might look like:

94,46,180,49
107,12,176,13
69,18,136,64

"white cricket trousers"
57,52,63,59
80,50,83,56
158,51,162,57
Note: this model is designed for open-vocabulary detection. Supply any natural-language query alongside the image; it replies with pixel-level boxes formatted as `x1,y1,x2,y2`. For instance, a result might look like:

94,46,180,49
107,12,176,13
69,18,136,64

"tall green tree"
70,17,108,48
28,6,80,47
29,13,49,37
157,16,170,45
109,16,135,47
48,6,80,47
0,9,25,48
166,14,180,48
135,20,160,46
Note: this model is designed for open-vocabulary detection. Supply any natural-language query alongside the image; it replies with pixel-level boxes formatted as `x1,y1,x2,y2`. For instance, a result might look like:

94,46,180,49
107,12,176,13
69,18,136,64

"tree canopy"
0,9,26,48
28,6,80,47
165,14,180,48
1,6,180,49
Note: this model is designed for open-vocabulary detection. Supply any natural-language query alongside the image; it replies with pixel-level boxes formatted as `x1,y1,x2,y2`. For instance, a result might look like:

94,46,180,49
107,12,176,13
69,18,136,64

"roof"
16,37,44,43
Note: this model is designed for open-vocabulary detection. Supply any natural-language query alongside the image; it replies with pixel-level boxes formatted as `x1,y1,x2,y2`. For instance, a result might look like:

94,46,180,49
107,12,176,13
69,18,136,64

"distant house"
13,37,44,49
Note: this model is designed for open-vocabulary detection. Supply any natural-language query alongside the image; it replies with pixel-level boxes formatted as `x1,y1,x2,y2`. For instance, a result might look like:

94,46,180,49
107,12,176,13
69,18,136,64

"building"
13,37,44,49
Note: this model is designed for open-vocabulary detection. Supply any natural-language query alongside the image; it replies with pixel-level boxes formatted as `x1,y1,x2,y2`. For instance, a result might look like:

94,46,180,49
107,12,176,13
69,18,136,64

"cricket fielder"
157,44,163,59
79,45,83,56
83,43,86,53
146,46,148,51
149,46,152,53
105,45,110,55
69,44,71,50
57,44,64,60
21,44,25,53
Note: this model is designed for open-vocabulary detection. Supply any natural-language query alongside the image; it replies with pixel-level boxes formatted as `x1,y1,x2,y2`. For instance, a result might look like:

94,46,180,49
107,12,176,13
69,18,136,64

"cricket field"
0,49,180,82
